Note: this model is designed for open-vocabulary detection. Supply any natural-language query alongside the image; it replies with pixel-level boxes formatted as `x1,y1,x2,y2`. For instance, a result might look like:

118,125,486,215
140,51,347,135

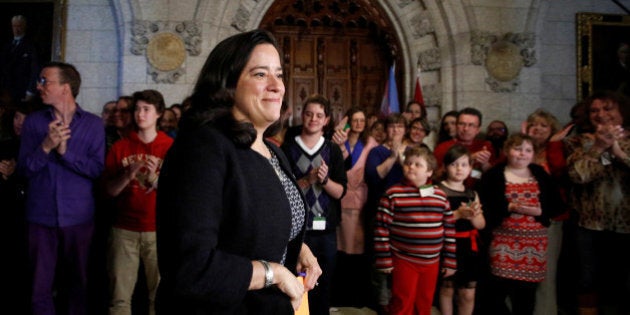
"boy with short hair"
282,94,347,315
374,146,456,315
104,89,173,315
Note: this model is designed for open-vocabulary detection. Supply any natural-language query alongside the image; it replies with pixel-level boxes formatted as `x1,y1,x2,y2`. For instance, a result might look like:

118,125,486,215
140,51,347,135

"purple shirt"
18,105,105,227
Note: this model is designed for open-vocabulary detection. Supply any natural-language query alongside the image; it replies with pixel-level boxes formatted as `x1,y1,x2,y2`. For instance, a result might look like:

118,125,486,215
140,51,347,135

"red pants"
390,256,439,315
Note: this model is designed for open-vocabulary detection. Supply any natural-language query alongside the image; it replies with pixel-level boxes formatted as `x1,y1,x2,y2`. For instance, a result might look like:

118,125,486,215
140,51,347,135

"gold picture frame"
576,12,630,100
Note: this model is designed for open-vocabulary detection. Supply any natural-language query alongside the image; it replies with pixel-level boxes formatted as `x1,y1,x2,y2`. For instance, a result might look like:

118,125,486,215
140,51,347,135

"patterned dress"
489,179,548,283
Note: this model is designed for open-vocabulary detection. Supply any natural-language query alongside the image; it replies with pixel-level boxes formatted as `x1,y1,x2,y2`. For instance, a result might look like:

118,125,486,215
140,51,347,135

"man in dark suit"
0,15,40,105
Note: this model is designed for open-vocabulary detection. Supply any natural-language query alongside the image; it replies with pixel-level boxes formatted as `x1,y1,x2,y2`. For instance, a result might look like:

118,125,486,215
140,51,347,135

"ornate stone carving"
231,4,251,32
422,83,442,107
471,31,497,65
418,48,441,71
130,20,202,83
485,41,523,82
485,77,519,93
147,33,186,72
409,11,434,39
397,0,414,9
470,31,536,92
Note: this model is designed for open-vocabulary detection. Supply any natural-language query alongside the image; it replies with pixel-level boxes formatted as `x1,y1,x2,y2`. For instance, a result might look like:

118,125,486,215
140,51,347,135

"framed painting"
576,12,630,100
0,1,62,63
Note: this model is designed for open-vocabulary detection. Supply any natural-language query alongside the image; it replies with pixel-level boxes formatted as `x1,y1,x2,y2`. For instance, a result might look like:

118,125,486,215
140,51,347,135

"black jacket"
156,123,305,314
478,162,564,232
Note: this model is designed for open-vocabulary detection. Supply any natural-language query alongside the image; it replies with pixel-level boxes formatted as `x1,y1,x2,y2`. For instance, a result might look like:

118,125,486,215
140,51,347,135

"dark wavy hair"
437,110,458,144
131,89,166,130
583,90,630,131
343,106,370,145
132,89,166,114
185,29,281,147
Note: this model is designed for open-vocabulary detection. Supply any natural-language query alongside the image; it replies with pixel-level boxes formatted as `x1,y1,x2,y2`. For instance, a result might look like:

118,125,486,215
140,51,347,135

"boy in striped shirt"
374,146,456,315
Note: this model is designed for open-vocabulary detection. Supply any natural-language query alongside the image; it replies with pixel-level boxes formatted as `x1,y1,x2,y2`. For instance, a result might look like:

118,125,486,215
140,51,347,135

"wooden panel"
325,38,349,76
356,40,386,114
291,78,316,125
293,37,316,75
326,78,349,123
357,77,382,114
273,30,389,119
358,42,383,75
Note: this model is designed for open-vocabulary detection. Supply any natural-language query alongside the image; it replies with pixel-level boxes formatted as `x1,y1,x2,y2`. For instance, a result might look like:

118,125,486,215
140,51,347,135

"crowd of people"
0,28,629,315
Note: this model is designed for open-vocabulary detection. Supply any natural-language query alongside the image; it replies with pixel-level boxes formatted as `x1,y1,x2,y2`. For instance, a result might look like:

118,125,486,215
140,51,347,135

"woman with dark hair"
155,30,321,314
330,106,378,306
364,113,408,313
404,117,431,149
565,90,630,315
369,118,386,144
438,110,458,144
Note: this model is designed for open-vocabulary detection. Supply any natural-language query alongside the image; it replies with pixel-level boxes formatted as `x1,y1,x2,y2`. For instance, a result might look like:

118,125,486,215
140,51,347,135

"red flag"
414,74,424,106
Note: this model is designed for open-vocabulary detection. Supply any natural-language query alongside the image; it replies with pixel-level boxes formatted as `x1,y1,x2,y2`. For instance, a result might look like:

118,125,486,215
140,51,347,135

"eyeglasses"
37,77,58,86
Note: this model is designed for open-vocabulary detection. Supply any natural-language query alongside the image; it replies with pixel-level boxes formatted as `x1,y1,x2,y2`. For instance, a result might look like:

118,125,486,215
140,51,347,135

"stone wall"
63,0,627,133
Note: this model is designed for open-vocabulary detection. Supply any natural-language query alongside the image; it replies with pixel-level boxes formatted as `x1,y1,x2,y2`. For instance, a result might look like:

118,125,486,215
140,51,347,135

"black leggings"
488,276,538,315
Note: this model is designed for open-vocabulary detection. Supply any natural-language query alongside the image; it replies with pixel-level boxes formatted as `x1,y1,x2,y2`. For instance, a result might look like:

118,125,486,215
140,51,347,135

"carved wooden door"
260,0,400,125
276,30,386,124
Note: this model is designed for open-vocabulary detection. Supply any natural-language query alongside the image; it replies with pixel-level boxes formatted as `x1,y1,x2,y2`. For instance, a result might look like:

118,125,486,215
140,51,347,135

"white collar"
295,135,325,155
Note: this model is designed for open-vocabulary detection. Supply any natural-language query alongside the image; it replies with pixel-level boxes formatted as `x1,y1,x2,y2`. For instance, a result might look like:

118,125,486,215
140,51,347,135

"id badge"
419,185,434,197
470,169,482,179
313,216,326,230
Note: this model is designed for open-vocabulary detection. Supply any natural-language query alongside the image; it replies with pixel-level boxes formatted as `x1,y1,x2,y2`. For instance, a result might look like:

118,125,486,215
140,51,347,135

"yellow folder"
295,275,309,315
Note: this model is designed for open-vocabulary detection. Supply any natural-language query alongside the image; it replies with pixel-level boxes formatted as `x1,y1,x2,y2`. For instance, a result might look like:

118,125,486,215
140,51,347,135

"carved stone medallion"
485,40,524,82
146,32,186,72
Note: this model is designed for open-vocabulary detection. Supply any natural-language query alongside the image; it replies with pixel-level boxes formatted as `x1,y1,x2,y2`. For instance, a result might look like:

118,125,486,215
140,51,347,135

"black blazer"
0,37,39,101
156,123,306,314
478,163,564,232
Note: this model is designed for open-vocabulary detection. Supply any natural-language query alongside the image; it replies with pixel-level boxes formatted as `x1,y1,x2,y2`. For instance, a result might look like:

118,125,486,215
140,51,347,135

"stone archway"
258,0,404,124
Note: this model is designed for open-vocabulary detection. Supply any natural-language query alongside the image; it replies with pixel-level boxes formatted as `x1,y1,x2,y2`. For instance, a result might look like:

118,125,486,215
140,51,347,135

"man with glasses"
433,107,495,186
18,62,105,315
106,96,133,151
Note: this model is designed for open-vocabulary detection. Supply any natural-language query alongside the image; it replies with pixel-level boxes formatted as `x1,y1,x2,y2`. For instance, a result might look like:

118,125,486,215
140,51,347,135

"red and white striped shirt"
374,181,457,271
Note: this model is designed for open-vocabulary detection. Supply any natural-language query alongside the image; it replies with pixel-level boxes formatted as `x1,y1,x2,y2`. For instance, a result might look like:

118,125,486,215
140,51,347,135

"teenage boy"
104,89,173,315
282,94,347,315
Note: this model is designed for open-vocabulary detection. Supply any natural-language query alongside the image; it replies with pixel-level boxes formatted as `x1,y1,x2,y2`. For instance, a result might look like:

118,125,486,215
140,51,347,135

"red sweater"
105,131,173,231
374,181,457,271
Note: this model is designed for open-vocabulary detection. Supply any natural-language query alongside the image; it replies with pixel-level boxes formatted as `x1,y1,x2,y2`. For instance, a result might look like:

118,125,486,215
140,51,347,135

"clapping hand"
0,159,16,180
42,118,71,155
594,124,624,150
456,201,482,220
